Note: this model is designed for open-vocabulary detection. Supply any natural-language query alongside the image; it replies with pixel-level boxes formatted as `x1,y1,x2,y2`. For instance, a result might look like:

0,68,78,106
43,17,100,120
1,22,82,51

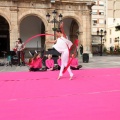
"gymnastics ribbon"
62,39,78,74
24,34,54,65
60,22,79,73
24,33,78,74
24,34,54,45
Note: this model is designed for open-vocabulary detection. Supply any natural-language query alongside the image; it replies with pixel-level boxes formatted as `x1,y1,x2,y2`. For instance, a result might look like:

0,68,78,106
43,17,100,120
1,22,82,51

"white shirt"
16,43,24,51
53,37,73,53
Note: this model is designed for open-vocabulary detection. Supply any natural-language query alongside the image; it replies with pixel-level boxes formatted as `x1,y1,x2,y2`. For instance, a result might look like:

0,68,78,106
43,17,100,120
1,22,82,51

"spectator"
28,53,45,71
45,54,57,71
80,44,83,55
70,53,82,70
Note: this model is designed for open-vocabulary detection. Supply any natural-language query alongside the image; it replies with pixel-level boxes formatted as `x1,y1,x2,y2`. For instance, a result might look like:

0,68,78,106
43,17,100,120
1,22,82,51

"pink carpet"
0,68,120,120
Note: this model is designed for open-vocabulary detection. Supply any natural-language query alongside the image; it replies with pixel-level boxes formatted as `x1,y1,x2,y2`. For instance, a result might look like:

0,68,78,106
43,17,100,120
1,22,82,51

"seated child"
70,53,82,70
45,54,57,71
28,53,45,71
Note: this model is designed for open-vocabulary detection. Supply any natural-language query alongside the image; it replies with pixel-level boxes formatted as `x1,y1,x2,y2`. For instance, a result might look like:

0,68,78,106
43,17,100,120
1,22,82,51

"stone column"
82,10,92,57
9,7,19,50
45,23,56,50
78,32,83,60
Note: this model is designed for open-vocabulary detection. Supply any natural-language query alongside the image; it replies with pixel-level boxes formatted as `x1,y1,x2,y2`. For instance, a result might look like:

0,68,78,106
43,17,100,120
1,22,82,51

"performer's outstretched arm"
46,40,57,44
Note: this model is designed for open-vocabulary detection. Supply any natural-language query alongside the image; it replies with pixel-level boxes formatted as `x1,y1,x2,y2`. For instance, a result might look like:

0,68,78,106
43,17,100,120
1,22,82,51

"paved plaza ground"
0,55,120,72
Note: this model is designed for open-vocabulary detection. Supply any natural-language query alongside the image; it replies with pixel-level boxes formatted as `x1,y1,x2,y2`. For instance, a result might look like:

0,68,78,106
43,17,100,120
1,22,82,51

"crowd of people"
14,38,82,71
13,22,82,80
13,36,82,75
27,52,82,72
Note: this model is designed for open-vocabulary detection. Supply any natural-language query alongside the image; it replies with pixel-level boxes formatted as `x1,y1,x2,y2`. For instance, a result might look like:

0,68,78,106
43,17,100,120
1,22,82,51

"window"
92,10,97,15
99,1,104,6
99,12,104,15
92,12,97,15
110,29,111,35
93,28,97,33
104,20,106,24
99,10,104,15
110,38,112,44
99,19,104,24
115,25,120,31
93,19,97,26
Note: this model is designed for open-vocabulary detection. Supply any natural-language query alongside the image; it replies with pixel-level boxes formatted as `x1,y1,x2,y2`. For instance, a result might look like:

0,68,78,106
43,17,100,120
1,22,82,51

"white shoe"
70,74,73,80
57,76,61,80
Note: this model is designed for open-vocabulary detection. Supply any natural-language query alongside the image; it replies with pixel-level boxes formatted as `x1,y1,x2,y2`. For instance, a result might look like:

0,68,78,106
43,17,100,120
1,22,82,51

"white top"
15,43,24,51
53,37,73,53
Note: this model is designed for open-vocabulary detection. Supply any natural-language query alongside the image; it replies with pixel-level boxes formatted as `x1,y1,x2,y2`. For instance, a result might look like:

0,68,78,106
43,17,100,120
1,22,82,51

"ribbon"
24,34,54,45
24,34,54,65
62,39,78,74
24,33,78,74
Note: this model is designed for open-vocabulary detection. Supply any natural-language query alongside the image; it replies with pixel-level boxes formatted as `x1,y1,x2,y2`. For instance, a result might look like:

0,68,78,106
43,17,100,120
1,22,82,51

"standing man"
80,44,83,55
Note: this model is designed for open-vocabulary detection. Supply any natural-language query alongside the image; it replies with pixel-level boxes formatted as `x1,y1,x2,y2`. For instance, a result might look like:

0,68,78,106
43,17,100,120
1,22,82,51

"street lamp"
97,29,107,56
46,10,63,40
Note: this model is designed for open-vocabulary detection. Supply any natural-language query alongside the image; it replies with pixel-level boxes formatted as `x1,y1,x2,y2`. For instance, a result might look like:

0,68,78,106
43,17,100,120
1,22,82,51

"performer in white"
47,29,73,80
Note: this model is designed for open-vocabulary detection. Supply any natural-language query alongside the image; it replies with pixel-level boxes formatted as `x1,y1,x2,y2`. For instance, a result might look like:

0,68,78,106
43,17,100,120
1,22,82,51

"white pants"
59,49,73,77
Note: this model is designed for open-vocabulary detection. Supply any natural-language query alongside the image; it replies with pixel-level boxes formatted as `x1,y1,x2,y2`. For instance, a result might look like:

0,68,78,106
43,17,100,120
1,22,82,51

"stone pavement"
81,55,120,69
0,55,120,72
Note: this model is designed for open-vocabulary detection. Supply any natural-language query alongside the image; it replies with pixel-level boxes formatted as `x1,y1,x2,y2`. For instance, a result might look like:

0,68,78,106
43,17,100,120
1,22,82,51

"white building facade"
91,0,106,54
106,0,120,51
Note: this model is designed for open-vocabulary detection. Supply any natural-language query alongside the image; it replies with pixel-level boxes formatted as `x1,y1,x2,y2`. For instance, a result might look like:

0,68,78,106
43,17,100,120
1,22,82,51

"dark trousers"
58,66,61,70
29,68,39,71
70,65,82,70
29,68,46,72
45,65,58,71
17,51,25,65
